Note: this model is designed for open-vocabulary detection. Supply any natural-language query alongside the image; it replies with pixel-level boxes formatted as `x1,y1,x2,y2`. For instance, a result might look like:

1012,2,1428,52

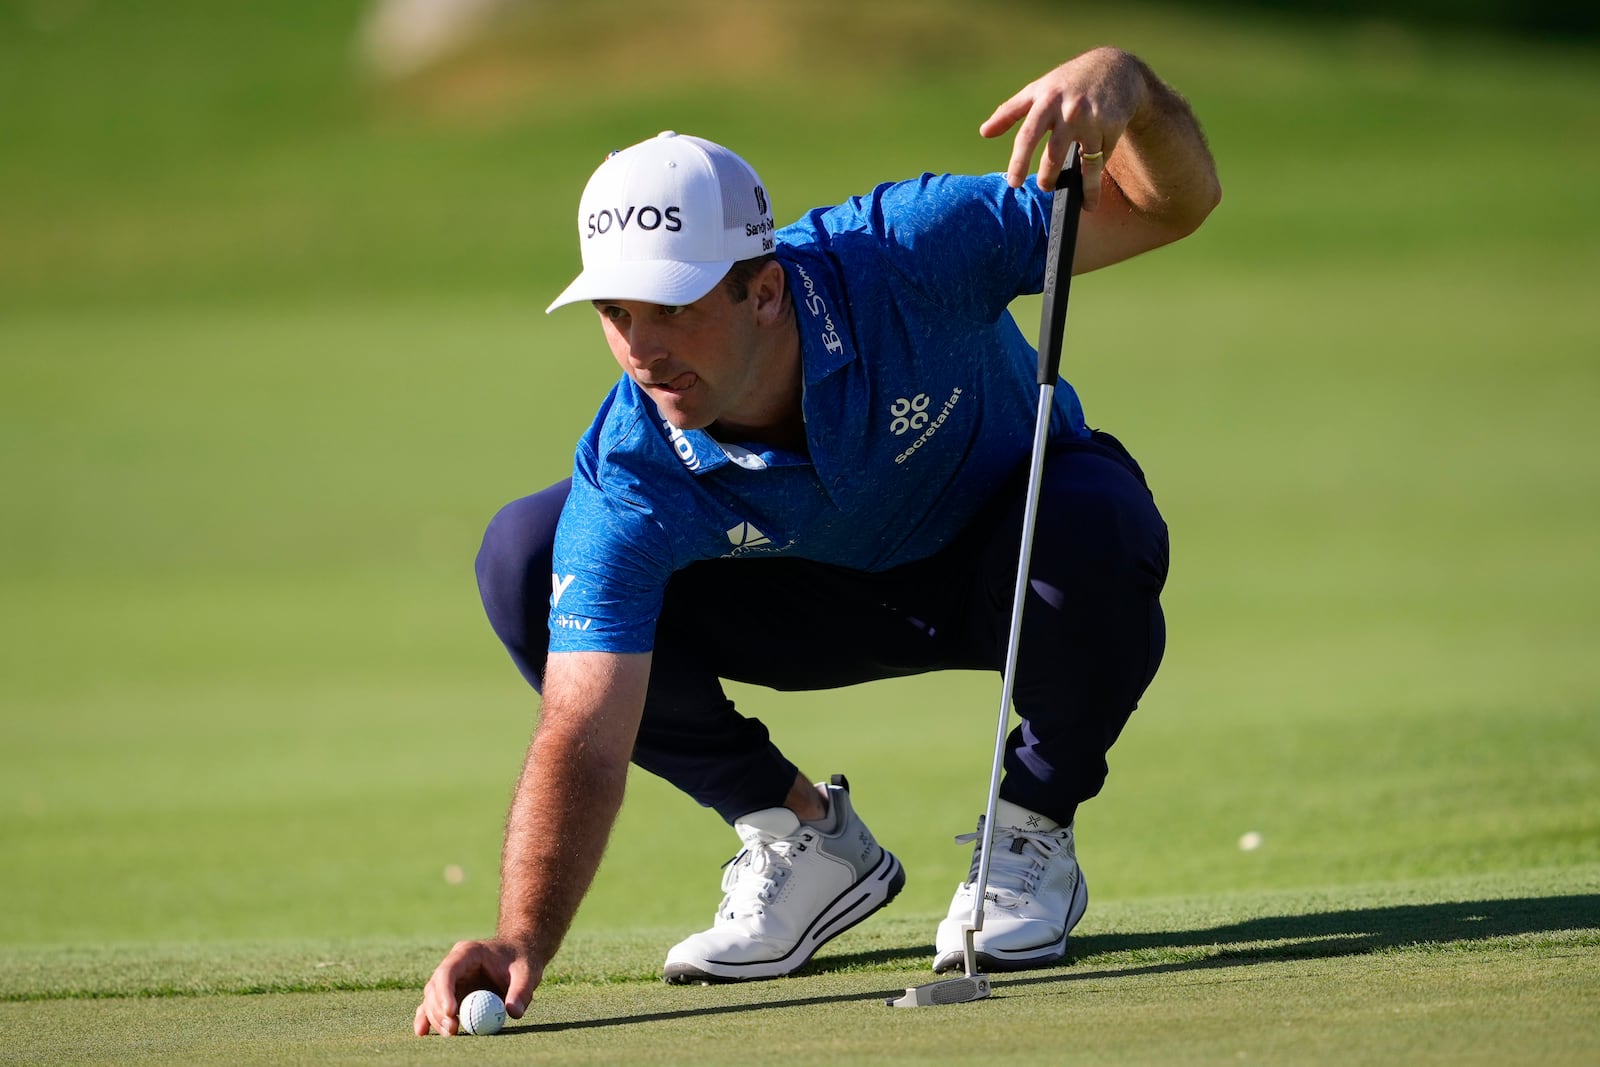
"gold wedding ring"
1081,149,1105,163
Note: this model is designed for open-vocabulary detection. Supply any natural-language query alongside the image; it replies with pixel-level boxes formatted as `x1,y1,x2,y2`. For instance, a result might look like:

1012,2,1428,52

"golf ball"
459,989,506,1036
1238,830,1264,851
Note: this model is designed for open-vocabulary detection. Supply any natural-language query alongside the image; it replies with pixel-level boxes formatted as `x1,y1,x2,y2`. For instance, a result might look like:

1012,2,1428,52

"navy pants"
475,431,1169,827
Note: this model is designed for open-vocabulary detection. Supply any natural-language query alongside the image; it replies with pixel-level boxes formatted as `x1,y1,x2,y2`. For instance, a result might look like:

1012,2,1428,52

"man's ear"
752,259,788,325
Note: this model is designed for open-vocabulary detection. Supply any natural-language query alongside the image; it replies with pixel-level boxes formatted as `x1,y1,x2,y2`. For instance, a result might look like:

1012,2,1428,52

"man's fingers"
505,956,536,1019
1039,125,1082,192
1079,135,1116,211
414,939,530,1036
977,86,1033,141
981,83,1060,188
415,989,454,1037
420,975,458,1036
990,86,1108,191
984,57,1141,192
427,974,459,1037
414,941,476,1037
1004,100,1059,189
1081,169,1102,211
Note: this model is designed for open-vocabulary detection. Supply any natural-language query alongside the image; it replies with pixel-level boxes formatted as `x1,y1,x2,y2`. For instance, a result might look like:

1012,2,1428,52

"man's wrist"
493,924,540,953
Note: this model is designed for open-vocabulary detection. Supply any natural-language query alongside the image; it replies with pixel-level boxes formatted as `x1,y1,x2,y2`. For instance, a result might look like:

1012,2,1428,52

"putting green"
3,1,1597,1063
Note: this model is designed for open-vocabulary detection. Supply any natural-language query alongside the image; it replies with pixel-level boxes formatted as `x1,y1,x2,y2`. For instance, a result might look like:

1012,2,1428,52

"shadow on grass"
511,894,1599,1034
1065,894,1600,962
1000,892,1600,997
511,986,894,1034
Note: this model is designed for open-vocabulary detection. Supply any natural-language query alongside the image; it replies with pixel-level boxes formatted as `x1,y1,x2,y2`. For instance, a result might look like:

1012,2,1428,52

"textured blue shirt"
549,172,1089,653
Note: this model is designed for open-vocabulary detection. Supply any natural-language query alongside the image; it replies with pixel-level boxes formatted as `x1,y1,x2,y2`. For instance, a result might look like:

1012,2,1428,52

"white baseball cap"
546,131,776,313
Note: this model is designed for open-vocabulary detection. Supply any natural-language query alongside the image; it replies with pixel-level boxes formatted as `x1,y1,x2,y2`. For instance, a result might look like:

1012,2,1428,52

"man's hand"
986,47,1220,272
413,938,540,1037
412,651,648,1036
981,47,1147,208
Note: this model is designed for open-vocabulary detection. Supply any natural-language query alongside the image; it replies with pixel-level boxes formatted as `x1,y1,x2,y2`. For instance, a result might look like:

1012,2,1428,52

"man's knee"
476,493,556,597
1037,460,1168,591
474,481,570,679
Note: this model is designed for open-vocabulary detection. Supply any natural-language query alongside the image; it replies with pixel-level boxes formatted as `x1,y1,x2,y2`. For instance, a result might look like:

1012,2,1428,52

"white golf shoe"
663,775,905,983
932,799,1088,973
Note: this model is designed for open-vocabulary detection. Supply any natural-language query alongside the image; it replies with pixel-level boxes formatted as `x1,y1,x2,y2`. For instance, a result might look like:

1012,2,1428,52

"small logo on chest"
721,521,796,558
893,386,964,465
726,522,772,549
889,394,930,435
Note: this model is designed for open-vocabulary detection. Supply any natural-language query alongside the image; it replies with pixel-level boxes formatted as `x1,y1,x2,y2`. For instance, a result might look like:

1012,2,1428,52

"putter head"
886,972,992,1007
886,922,991,1007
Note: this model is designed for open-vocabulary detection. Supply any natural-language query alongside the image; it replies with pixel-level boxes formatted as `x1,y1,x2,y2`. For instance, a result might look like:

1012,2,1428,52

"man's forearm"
494,720,627,962
493,651,650,969
1102,49,1221,236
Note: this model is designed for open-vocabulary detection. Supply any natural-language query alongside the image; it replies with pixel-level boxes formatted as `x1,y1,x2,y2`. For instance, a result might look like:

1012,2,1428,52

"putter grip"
1037,143,1086,385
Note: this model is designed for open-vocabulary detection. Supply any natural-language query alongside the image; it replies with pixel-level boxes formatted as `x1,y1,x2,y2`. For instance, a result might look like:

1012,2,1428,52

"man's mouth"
648,372,697,394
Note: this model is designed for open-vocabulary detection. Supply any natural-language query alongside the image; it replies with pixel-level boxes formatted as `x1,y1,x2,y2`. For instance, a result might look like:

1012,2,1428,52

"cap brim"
545,259,733,314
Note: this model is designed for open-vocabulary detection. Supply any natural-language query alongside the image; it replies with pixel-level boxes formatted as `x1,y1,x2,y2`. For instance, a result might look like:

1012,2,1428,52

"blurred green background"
2,0,1597,972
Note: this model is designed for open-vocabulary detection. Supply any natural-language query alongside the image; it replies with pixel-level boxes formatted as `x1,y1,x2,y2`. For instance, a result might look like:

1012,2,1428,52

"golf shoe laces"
717,825,813,921
954,825,1069,906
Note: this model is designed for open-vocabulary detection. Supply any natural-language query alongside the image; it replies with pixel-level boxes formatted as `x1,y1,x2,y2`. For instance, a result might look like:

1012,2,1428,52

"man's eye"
599,305,628,322
659,305,686,317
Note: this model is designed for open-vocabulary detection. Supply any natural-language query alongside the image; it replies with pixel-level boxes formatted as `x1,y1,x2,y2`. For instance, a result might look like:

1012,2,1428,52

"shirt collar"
784,254,854,384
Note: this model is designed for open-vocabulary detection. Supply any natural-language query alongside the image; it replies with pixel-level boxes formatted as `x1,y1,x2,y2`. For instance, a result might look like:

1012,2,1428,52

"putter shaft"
886,145,1085,1009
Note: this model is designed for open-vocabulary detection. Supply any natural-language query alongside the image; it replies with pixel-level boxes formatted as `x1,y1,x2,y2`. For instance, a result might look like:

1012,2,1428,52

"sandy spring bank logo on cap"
747,185,774,251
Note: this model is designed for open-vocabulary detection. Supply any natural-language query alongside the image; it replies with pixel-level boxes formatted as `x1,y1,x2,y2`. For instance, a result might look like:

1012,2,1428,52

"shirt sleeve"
809,172,1054,325
547,436,674,654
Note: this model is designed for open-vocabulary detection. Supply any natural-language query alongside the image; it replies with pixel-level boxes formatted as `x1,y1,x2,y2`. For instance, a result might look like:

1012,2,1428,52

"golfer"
416,45,1220,1036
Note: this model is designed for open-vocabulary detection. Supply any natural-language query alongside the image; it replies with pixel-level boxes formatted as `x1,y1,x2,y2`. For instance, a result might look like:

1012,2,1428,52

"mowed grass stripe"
2,939,1596,1065
6,867,1594,1003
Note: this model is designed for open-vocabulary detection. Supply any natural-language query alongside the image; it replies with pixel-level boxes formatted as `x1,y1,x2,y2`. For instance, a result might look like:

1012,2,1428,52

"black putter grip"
1036,143,1086,385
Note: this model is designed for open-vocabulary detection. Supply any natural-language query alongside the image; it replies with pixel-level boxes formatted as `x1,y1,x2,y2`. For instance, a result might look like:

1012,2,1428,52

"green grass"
3,871,1597,1063
2,0,1598,1062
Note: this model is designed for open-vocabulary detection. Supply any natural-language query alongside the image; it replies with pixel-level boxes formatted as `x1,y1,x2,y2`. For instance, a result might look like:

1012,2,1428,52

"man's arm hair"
1074,49,1222,273
495,650,652,967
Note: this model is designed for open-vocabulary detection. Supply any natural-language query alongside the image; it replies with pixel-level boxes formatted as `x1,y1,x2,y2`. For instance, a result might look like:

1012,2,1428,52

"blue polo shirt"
548,172,1089,653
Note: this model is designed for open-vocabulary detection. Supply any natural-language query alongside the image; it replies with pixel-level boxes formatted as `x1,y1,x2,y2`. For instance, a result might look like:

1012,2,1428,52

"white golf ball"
1238,830,1264,852
459,989,506,1036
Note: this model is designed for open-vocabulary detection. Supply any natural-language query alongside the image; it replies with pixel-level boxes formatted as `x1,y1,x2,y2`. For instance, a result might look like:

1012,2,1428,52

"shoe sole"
663,849,906,984
931,868,1088,974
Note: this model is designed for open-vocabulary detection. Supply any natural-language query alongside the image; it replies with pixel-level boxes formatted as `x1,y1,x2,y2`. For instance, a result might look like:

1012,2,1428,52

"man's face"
592,283,762,432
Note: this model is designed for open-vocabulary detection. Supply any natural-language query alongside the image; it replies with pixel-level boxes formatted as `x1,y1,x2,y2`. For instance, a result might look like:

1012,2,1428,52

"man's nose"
623,321,668,368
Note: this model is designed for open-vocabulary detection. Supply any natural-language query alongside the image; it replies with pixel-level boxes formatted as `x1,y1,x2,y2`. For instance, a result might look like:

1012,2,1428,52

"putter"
888,143,1086,1009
